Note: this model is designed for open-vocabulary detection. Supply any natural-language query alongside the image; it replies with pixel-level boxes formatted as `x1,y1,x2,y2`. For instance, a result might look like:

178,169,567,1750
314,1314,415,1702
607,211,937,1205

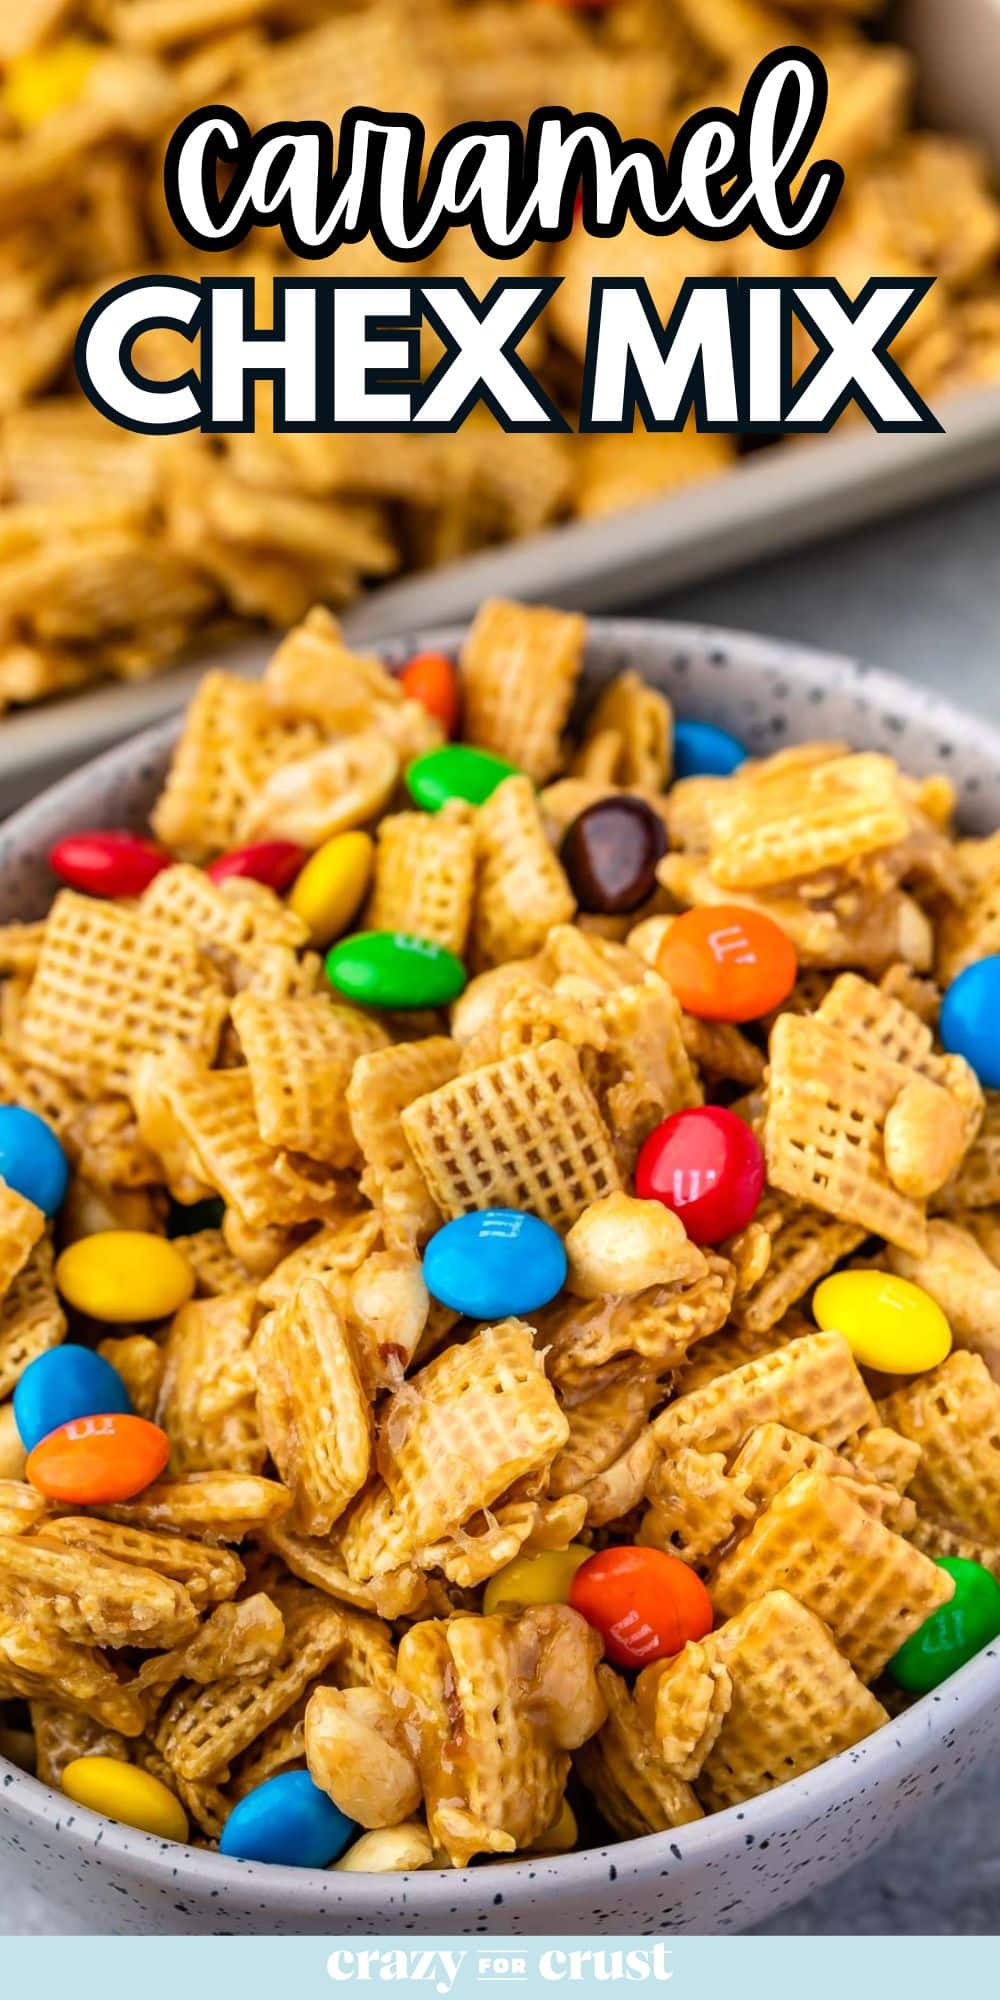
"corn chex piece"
401,1038,621,1230
634,1641,733,1782
538,1253,734,1397
764,1011,930,1254
129,1050,214,1207
641,1444,756,1567
0,1483,49,1536
880,1350,1000,1543
150,670,320,859
231,990,387,1168
180,1228,255,1299
888,1220,1000,1379
347,1037,460,1251
156,1055,339,1228
263,1516,427,1621
99,1335,166,1421
908,1515,1000,1581
263,606,404,732
654,1331,875,1460
658,851,933,977
255,1210,379,1309
472,776,576,967
93,1473,291,1543
730,1422,908,1529
673,1323,797,1397
35,1516,243,1610
0,1236,65,1397
936,832,1000,984
0,1534,200,1650
549,1372,661,1499
843,1425,921,1497
818,972,981,1128
397,1605,605,1864
153,1583,349,1783
228,1699,310,1802
707,752,910,890
574,1662,703,1840
938,1093,1000,1210
711,1468,953,1680
157,1290,264,1477
134,1593,285,1695
579,670,672,791
338,1320,568,1581
140,864,309,991
732,1190,867,1336
255,1279,372,1537
459,598,585,785
589,976,701,1172
680,1591,888,1813
29,1702,131,1791
366,803,476,957
18,891,227,1098
0,1610,146,1736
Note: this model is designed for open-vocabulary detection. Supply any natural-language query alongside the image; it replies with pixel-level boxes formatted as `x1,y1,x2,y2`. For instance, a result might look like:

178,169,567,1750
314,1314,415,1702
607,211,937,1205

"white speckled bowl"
2,618,999,1938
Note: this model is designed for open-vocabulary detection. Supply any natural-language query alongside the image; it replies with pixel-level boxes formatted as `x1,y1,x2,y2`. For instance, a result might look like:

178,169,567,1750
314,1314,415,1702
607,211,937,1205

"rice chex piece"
653,1331,875,1460
574,1662,703,1840
366,804,476,957
764,1011,929,1254
711,1468,953,1679
401,1038,621,1229
157,1290,264,1477
733,1189,867,1335
231,991,387,1167
707,752,910,890
473,776,576,966
0,1231,61,1393
459,598,585,784
880,1350,1000,1543
18,891,227,1099
347,1036,460,1250
150,670,319,859
254,1278,372,1536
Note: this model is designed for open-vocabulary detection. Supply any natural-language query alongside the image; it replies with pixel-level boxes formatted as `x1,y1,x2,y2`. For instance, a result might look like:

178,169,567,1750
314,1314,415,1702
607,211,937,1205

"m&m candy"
286,830,373,947
48,830,170,898
483,1544,591,1616
423,1209,567,1320
325,930,466,1010
398,650,461,735
55,1231,195,1323
219,1769,357,1868
207,840,306,891
13,1344,131,1452
406,744,520,812
635,1105,764,1244
0,1104,68,1216
61,1756,189,1843
940,957,1000,1089
813,1269,952,1375
888,1557,1000,1694
656,906,797,1023
569,1546,713,1667
26,1412,169,1503
672,719,746,780
560,797,667,914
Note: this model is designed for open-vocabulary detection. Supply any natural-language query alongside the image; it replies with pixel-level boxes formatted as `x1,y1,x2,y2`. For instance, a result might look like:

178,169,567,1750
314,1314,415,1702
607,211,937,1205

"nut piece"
884,1077,969,1199
334,1822,436,1872
565,1192,707,1299
305,1684,422,1829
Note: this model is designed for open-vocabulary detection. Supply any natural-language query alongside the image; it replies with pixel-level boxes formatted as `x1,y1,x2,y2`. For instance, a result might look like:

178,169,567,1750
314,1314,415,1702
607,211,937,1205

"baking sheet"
1,380,998,814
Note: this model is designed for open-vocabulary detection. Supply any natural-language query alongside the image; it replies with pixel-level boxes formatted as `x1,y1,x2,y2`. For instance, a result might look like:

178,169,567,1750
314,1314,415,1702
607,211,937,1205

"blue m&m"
940,957,1000,1089
219,1770,357,1868
423,1209,567,1320
0,1105,68,1216
13,1344,131,1453
672,719,746,781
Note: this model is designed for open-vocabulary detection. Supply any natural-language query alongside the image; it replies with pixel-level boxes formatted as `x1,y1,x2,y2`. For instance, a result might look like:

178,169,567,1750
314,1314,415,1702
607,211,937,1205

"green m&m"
406,745,520,811
888,1556,1000,1694
325,930,467,1010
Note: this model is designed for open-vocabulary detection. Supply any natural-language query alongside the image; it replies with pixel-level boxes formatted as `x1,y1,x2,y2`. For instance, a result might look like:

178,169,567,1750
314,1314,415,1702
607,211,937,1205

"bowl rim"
2,610,1000,1913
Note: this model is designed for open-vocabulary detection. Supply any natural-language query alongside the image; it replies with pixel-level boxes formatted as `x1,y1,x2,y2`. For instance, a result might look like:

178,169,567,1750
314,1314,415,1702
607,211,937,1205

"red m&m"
49,831,170,898
207,841,306,891
635,1105,764,1244
656,906,796,1023
569,1546,712,1667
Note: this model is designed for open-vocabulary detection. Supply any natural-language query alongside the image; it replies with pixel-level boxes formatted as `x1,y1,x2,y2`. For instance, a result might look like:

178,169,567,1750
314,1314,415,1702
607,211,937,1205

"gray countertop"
2,476,998,1938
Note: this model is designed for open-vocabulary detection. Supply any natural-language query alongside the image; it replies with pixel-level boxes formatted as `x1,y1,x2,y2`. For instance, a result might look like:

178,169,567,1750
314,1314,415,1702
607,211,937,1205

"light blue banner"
0,1936,992,1999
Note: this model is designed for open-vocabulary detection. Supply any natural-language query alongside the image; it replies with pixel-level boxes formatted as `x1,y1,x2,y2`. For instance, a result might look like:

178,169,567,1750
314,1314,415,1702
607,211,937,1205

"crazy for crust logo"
325,1945,674,1991
76,49,939,440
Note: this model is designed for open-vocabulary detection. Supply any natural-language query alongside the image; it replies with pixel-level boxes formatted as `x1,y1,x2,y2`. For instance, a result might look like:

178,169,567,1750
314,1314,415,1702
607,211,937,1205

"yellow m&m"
55,1231,194,1324
813,1269,951,1375
482,1544,591,1616
61,1756,189,1843
4,39,97,128
286,830,373,947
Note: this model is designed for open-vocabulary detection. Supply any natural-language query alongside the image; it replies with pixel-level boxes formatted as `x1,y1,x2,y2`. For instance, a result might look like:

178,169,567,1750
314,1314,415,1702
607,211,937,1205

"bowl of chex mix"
1,604,1000,1936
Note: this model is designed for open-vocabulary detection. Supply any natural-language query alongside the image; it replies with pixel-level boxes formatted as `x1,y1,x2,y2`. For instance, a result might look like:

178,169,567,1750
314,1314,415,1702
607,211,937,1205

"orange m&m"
26,1412,169,1504
398,652,461,736
656,906,797,1023
568,1545,712,1668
